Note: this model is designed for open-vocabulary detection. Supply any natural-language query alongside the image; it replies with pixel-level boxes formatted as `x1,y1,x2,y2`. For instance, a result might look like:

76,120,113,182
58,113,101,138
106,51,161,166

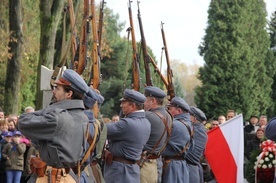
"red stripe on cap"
55,77,71,86
205,127,237,183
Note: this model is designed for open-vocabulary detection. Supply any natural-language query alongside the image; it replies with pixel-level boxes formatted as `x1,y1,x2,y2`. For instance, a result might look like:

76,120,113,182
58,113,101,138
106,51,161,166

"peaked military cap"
144,86,166,98
120,89,146,104
55,69,89,94
168,96,190,111
97,94,105,105
189,106,207,122
83,88,105,108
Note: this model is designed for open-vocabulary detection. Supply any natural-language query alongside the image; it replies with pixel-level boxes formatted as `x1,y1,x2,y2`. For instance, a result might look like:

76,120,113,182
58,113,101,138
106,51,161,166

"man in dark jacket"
18,69,89,183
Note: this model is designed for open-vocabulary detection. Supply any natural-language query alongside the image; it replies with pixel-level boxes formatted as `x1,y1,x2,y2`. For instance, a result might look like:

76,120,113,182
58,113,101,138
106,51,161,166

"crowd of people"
0,69,275,183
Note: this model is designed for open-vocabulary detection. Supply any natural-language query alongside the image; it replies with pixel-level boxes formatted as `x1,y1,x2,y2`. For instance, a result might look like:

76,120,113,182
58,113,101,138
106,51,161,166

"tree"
267,10,276,118
36,0,65,109
195,0,274,120
4,0,23,115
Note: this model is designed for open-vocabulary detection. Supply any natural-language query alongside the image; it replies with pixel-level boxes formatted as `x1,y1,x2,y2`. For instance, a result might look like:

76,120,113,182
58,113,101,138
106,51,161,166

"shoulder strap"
177,119,193,156
150,111,172,156
81,119,101,165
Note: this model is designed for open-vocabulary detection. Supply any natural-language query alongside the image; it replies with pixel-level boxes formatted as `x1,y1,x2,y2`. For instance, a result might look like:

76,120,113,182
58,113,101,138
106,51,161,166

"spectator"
218,115,226,124
259,115,268,129
2,130,26,183
244,128,265,160
8,120,16,133
0,108,4,119
210,120,219,130
7,114,18,127
111,115,119,122
24,106,35,114
0,119,9,140
0,131,13,183
244,115,259,134
226,110,235,121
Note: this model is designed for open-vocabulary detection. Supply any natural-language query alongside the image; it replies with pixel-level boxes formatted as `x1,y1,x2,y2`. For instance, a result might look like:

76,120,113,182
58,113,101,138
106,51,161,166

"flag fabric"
205,114,244,183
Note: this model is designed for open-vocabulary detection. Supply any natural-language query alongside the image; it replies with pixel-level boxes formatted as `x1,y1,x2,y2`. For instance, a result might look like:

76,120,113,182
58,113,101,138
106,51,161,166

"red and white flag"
205,114,244,183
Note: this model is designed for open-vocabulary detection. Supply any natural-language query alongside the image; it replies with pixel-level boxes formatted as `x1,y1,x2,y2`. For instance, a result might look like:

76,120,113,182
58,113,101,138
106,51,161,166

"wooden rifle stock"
90,0,101,118
161,22,175,100
148,55,168,87
98,0,105,50
76,0,89,75
128,0,140,91
137,1,153,86
67,0,78,68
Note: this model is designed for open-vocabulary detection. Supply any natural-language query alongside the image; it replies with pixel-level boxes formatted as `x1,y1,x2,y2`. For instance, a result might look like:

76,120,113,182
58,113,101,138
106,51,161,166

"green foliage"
268,10,276,118
196,0,274,119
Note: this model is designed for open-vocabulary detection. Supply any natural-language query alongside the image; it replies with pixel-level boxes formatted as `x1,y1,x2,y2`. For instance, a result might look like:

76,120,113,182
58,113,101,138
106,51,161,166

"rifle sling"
148,111,171,156
81,119,101,165
177,119,193,156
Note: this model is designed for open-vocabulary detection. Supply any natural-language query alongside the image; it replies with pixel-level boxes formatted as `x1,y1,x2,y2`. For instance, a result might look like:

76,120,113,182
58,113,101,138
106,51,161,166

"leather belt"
163,156,185,160
113,156,136,164
147,154,160,159
185,158,198,166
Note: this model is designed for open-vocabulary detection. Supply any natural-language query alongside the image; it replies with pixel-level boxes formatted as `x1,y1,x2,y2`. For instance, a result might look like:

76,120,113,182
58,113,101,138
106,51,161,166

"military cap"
168,96,190,111
189,106,207,122
120,89,146,104
97,94,105,105
83,88,105,108
3,131,13,137
13,130,22,136
55,69,89,94
144,86,166,98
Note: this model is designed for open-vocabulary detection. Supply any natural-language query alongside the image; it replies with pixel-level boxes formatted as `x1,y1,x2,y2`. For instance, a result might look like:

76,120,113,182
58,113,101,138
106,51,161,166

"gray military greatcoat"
104,111,151,183
19,100,88,168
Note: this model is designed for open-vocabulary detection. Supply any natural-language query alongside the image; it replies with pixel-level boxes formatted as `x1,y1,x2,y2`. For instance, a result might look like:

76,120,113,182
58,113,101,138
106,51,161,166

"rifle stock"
98,0,105,50
90,0,102,118
137,1,153,86
161,22,175,100
128,0,140,91
76,0,89,75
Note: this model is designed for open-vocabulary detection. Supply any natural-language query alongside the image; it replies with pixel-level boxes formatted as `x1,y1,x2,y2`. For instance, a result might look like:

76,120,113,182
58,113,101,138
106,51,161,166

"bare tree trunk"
4,0,23,115
36,0,65,109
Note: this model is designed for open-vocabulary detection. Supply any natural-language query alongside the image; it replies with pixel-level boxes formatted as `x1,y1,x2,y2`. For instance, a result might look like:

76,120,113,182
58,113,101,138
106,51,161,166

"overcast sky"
106,0,276,67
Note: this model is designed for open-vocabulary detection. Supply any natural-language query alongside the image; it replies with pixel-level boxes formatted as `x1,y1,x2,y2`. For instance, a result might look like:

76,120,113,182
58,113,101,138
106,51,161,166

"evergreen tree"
267,10,276,118
195,0,273,119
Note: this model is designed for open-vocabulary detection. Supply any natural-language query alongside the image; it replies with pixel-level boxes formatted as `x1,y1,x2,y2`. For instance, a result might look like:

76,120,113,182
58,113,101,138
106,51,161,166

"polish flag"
205,114,244,183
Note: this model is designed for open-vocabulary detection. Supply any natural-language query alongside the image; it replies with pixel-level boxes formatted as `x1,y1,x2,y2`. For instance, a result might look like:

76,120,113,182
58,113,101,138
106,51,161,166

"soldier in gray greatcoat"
186,106,208,183
103,89,151,183
162,97,191,183
140,86,173,183
81,88,105,183
18,69,89,182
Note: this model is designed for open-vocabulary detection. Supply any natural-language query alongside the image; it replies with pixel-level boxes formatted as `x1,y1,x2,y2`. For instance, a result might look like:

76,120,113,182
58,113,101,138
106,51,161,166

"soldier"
162,96,191,183
140,86,173,183
18,69,89,182
186,106,208,183
103,89,151,183
81,88,105,183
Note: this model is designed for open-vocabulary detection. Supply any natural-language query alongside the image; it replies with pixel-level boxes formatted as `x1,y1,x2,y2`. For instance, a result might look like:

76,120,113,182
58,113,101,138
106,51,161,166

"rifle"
128,0,140,91
90,0,102,118
161,22,175,100
76,0,89,75
98,0,105,51
137,1,152,86
67,0,79,70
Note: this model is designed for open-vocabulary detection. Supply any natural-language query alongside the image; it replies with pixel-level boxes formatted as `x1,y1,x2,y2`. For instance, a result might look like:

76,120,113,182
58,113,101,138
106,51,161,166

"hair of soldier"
127,101,144,110
154,97,164,106
63,85,84,99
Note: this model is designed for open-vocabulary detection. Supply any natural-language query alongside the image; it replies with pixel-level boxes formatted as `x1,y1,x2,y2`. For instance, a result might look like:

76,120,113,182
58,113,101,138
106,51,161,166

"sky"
106,0,276,67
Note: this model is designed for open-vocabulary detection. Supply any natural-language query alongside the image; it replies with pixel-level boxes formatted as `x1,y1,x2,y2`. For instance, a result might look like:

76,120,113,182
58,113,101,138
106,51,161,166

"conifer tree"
195,0,273,119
